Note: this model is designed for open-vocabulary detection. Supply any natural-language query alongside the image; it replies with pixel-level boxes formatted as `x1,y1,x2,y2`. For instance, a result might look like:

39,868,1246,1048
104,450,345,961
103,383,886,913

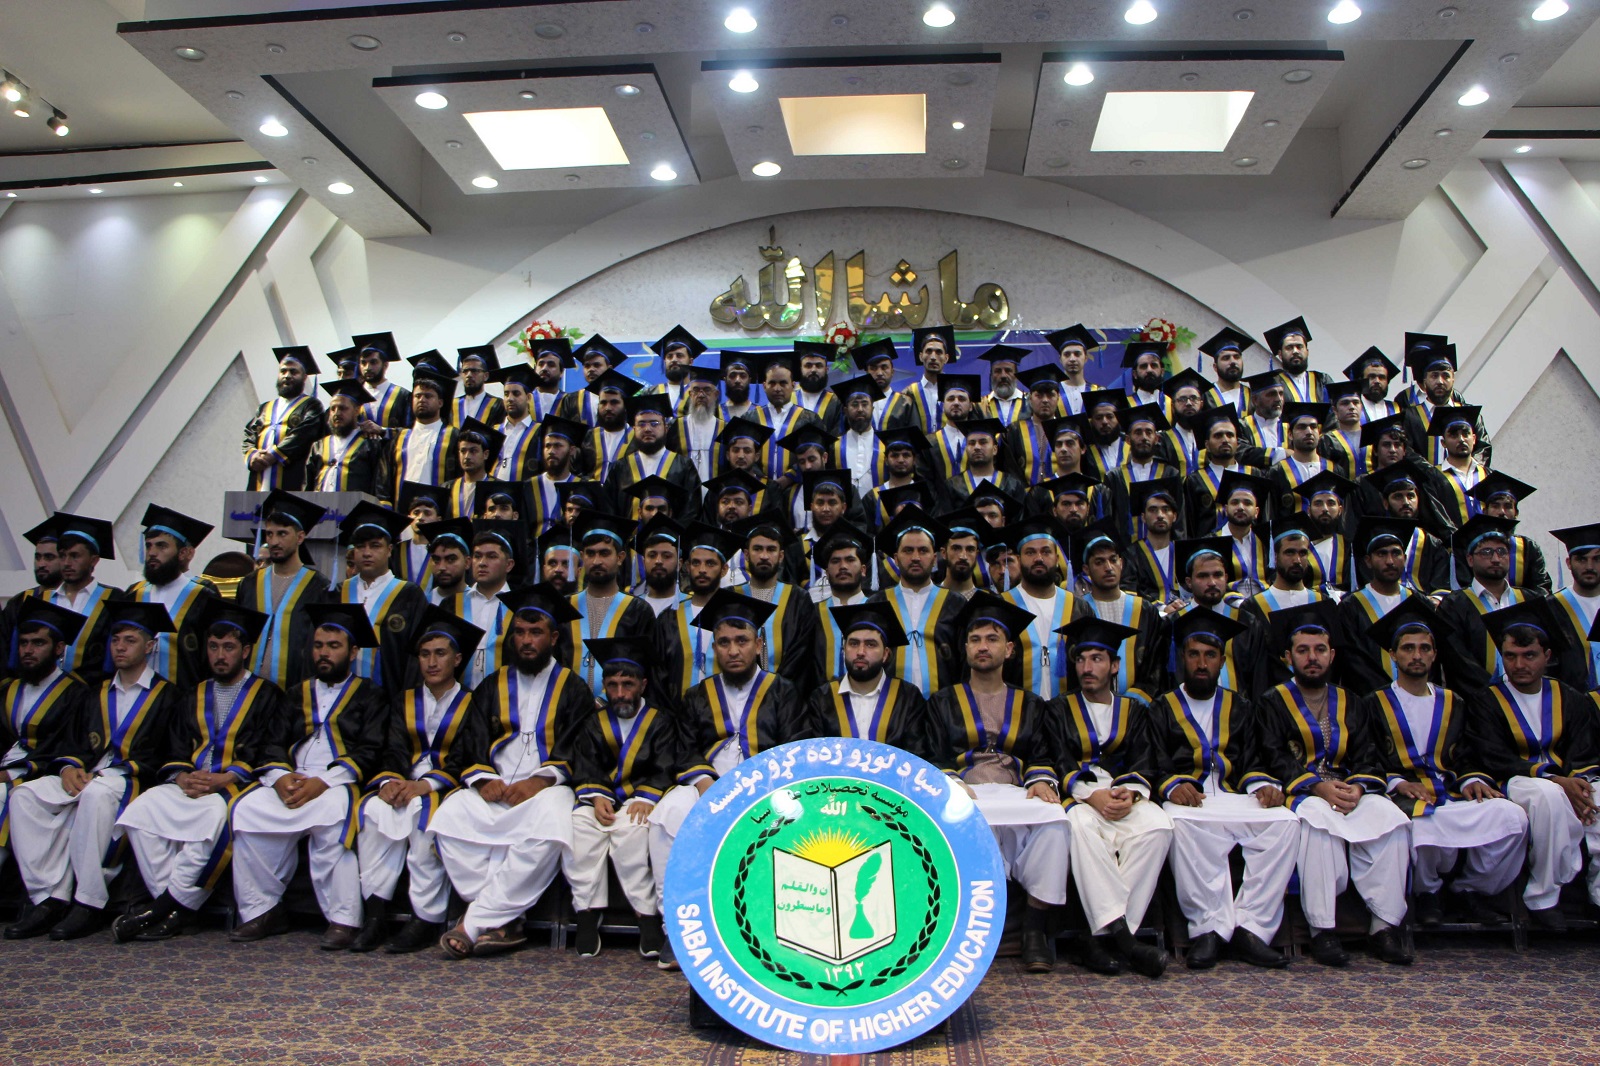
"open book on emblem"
772,829,896,964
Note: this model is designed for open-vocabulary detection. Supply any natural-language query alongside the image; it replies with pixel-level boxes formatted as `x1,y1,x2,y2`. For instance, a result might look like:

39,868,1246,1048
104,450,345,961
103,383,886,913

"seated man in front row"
805,601,931,756
926,592,1070,975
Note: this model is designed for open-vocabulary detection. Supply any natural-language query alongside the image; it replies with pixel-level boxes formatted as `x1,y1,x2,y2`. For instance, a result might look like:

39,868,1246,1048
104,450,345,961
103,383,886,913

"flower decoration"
509,319,585,355
1137,317,1197,372
823,322,860,372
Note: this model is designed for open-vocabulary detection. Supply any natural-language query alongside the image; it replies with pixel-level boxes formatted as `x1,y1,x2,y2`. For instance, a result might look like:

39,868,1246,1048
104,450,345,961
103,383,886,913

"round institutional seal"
664,738,1005,1055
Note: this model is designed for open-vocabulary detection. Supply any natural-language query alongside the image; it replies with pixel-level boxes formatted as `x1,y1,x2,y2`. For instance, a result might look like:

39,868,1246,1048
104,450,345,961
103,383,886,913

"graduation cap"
777,424,838,455
625,392,674,421
1169,604,1248,649
409,362,457,401
51,513,115,560
717,417,775,448
584,636,656,675
911,326,957,364
624,475,687,515
1270,513,1318,546
877,424,928,454
272,346,318,374
536,413,587,445
1073,517,1125,567
1056,615,1139,655
473,480,527,518
259,490,327,532
691,588,779,633
407,349,455,379
879,480,937,516
830,601,910,647
635,513,687,552
1082,387,1127,413
1017,363,1066,393
525,336,575,366
1216,470,1272,509
1551,522,1600,555
457,417,506,460
850,338,898,370
940,507,989,540
952,590,1036,640
684,522,743,561
537,526,580,562
687,359,725,386
1242,370,1286,395
938,373,982,402
104,601,175,638
304,602,380,648
1263,316,1312,354
1268,599,1342,652
328,346,360,371
1406,342,1458,377
575,334,627,368
473,518,528,567
1175,537,1236,579
556,480,611,516
1482,598,1569,654
1198,327,1258,359
1006,515,1065,554
876,503,948,556
141,504,213,548
418,517,474,555
1358,412,1409,449
320,379,375,405
1128,477,1184,514
1045,324,1099,353
1281,401,1330,427
756,349,799,381
1466,471,1536,506
802,468,856,509
1162,367,1213,398
410,604,485,658
1045,414,1086,440
1424,405,1480,436
193,597,269,644
957,416,1006,441
1193,404,1242,437
398,481,446,518
793,340,837,365
22,517,61,545
1344,346,1401,381
967,480,1023,523
730,512,799,550
1324,379,1363,405
456,345,500,373
1452,514,1517,554
352,331,399,362
498,583,583,626
1365,456,1430,497
1354,515,1420,555
491,365,539,392
1367,595,1452,652
1292,469,1354,503
1121,341,1169,370
14,599,88,644
703,469,766,503
831,375,884,404
339,500,405,546
1117,403,1170,432
1038,472,1100,501
585,368,640,397
977,343,1029,366
651,325,707,359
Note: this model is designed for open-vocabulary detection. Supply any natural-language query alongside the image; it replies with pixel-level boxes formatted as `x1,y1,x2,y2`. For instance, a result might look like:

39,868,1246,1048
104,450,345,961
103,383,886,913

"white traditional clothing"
1294,794,1411,931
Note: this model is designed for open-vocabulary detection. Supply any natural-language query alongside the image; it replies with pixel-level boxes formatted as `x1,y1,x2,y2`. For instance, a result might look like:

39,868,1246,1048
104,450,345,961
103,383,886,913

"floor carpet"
2,925,1597,1065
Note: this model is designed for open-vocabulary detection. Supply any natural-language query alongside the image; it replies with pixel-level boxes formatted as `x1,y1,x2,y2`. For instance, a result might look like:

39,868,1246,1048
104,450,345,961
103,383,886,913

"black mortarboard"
635,513,687,552
1037,472,1100,501
1406,342,1458,377
1358,412,1409,449
456,345,500,373
457,417,506,461
584,636,656,674
1424,405,1480,436
879,481,937,515
22,517,60,545
574,512,635,551
1482,599,1569,654
691,588,779,633
850,338,898,370
1193,404,1242,437
1198,327,1258,359
967,480,1023,523
1175,536,1236,579
1355,516,1420,555
1117,403,1170,432
1128,477,1184,514
703,469,765,503
576,335,627,368
193,597,269,644
497,583,582,625
815,520,874,563
141,504,213,547
304,602,380,648
912,325,957,364
409,362,458,401
625,392,673,421
1045,324,1099,353
408,349,455,379
651,326,707,359
491,364,539,392
877,424,928,454
536,414,587,445
1017,364,1066,392
1367,596,1452,652
472,518,528,567
1324,379,1363,405
15,599,89,645
1270,514,1317,546
730,512,798,550
1551,523,1600,554
537,527,579,562
1045,414,1086,440
1073,517,1125,567
831,375,884,404
792,341,836,365
875,504,948,556
757,349,799,380
104,601,175,637
937,373,982,402
1121,341,1168,370
830,601,910,647
1404,331,1450,358
1293,470,1354,502
524,336,575,367
1269,600,1342,652
329,346,360,370
338,501,405,546
273,346,318,374
977,343,1029,366
1006,515,1065,554
1242,370,1286,394
1281,401,1331,427
398,481,446,518
716,417,775,448
801,468,855,509
1365,456,1430,497
555,480,611,516
957,416,1006,441
952,590,1036,640
320,379,375,405
352,331,399,362
1162,368,1213,398
1466,472,1536,505
418,517,474,555
259,490,327,533
777,424,838,455
1082,387,1127,412
52,513,115,560
684,522,742,561
1056,615,1139,654
1344,346,1401,381
1263,316,1312,354
410,604,485,657
1169,604,1248,649
624,475,687,514
1216,470,1272,509
586,368,640,397
1453,514,1517,555
687,359,724,386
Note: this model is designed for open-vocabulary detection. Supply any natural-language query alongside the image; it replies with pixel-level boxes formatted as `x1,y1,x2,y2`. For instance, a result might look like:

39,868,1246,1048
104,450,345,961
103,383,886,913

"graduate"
32,514,123,688
437,522,521,688
1399,338,1492,467
869,507,963,697
1197,327,1256,415
1338,518,1428,695
490,365,542,481
556,334,629,428
1465,472,1550,595
946,417,1026,510
335,502,427,696
450,345,505,428
112,600,286,942
242,346,325,491
432,585,592,959
926,375,974,486
444,417,506,519
728,516,820,696
1182,408,1267,535
354,607,483,954
1264,316,1331,403
1550,522,1600,690
523,337,573,422
643,325,706,414
1157,369,1210,476
1047,324,1099,416
1343,346,1401,424
526,414,587,532
235,491,328,689
353,331,412,434
1123,479,1186,606
977,343,1030,425
1294,470,1356,596
1319,380,1373,479
0,520,65,683
309,379,388,495
1004,364,1068,484
1001,517,1093,701
804,601,931,757
1429,405,1489,528
1241,518,1332,626
1168,538,1270,701
566,512,658,698
833,374,889,501
652,524,736,719
925,592,1071,974
1077,526,1167,703
1053,616,1173,980
393,482,443,590
126,504,219,689
1266,402,1332,515
228,603,388,949
565,636,678,959
606,393,703,515
1438,516,1535,693
384,360,460,505
897,325,954,434
578,368,638,483
791,340,844,432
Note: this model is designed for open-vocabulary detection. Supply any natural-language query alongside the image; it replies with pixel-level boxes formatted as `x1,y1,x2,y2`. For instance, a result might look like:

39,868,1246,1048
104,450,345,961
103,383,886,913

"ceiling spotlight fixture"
637,21,655,32
348,34,381,51
1531,0,1569,19
534,22,565,39
1282,69,1313,83
172,181,184,187
832,14,850,26
1515,144,1533,153
266,43,285,54
88,188,102,194
4,192,15,198
10,92,31,118
1063,63,1094,86
47,112,68,137
447,31,467,43
923,4,956,27
0,74,21,103
415,91,448,109
1434,129,1452,137
254,175,269,183
445,140,462,149
1125,1,1158,25
472,175,499,188
225,90,244,101
302,156,319,165
328,182,355,194
729,71,759,93
1261,118,1280,127
951,120,966,129
519,90,537,100
942,157,967,170
565,174,581,183
1234,156,1258,167
1402,158,1429,169
725,8,758,32
650,163,677,181
615,84,641,97
1327,1,1361,24
173,46,206,61
752,161,782,177
259,118,288,137
1457,85,1489,106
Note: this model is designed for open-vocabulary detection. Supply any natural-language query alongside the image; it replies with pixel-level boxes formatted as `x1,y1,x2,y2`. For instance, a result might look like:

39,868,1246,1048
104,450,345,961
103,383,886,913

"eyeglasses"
1471,546,1510,559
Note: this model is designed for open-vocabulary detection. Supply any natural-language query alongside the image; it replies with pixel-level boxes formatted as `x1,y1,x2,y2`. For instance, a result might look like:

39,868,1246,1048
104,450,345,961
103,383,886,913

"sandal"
472,921,528,956
439,923,474,960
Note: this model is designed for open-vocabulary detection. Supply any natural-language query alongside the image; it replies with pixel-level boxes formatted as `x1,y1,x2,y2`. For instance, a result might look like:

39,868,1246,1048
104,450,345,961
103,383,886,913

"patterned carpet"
2,921,1598,1065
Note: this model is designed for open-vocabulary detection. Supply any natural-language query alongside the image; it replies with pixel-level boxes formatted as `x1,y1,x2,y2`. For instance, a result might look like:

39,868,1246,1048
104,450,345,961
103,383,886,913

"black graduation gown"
943,470,1030,512
1164,601,1270,702
1147,685,1277,800
679,670,807,779
54,583,129,688
235,566,330,691
569,700,679,806
367,384,413,432
804,676,932,761
163,674,288,796
445,664,595,784
652,601,716,721
0,587,49,682
1123,539,1182,604
266,675,390,789
369,684,476,827
1401,402,1492,470
1350,471,1456,542
1181,459,1271,535
603,447,705,519
1362,683,1494,817
384,424,462,508
0,671,95,787
1448,536,1552,599
924,683,1063,788
337,576,427,698
728,582,821,697
123,577,221,691
1437,587,1543,697
866,586,965,696
1066,596,1169,703
56,675,184,813
1254,681,1388,805
1053,692,1158,800
243,395,326,491
450,392,506,429
563,592,659,696
1466,679,1599,786
304,432,391,497
1106,462,1188,540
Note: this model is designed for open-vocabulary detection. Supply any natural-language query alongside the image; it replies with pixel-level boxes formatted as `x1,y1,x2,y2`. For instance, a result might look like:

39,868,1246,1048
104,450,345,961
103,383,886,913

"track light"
0,73,21,104
48,111,68,137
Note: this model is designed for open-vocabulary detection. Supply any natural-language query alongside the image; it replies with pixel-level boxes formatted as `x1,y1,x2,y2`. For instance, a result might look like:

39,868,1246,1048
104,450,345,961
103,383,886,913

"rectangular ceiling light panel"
1091,90,1254,153
779,93,927,156
464,107,629,169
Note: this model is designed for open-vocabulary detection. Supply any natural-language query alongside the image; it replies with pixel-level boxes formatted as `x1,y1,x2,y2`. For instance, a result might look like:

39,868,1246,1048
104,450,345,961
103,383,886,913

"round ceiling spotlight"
1457,85,1489,106
259,118,288,137
328,182,355,194
1063,63,1094,86
1532,0,1569,19
725,8,758,32
1261,118,1280,127
519,90,537,100
173,46,206,61
637,22,655,33
266,43,286,54
447,31,467,43
415,91,448,109
615,84,641,97
951,120,966,129
472,176,499,189
1045,157,1068,168
729,71,759,93
225,90,244,101
1233,157,1258,167
1434,129,1452,138
831,14,850,26
172,181,184,187
347,35,381,51
534,23,565,39
88,188,103,194
48,113,68,137
650,164,677,181
1402,158,1429,169
254,175,268,183
445,140,462,149
1327,1,1361,24
942,158,967,170
1125,1,1158,25
752,161,782,177
923,4,956,28
1515,144,1533,153
302,156,319,165
565,174,581,183
1282,69,1313,83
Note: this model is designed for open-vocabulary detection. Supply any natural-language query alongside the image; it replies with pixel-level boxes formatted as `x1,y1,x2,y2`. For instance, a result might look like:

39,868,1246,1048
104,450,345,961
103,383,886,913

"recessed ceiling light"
1282,69,1313,83
88,188,102,194
1092,90,1254,153
1532,0,1569,19
1515,144,1533,153
729,71,760,93
302,156,319,164
1327,1,1361,24
260,118,288,137
172,181,183,187
942,157,966,170
445,140,462,149
519,90,537,100
348,34,381,50
534,22,565,39
952,120,966,129
1402,158,1429,169
5,192,15,197
225,90,243,101
637,21,655,32
472,175,499,188
1063,63,1094,86
415,91,448,109
615,84,641,97
1434,128,1453,137
1458,85,1489,106
1234,156,1258,167
465,108,630,169
254,176,268,183
1124,0,1157,24
266,43,285,54
1045,157,1068,168
725,8,758,32
447,31,466,43
565,174,581,183
752,161,782,177
173,46,206,61
923,4,956,27
782,94,926,155
328,182,354,194
1261,118,1280,127
650,164,678,181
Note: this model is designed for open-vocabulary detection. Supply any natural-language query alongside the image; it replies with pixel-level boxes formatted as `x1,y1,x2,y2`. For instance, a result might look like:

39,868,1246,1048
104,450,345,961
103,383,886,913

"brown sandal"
471,921,527,956
439,923,474,960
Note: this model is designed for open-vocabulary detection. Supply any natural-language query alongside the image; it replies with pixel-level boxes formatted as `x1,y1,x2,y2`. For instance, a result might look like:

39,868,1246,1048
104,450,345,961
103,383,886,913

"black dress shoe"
1460,892,1507,927
135,908,192,942
637,913,664,958
575,910,603,958
656,936,680,971
1527,905,1568,933
1309,930,1350,967
1109,922,1167,980
1020,929,1056,973
1230,928,1288,969
1185,931,1222,970
319,922,359,950
1413,892,1443,928
1079,935,1123,976
1368,927,1414,966
349,898,390,953
384,918,444,954
230,906,289,943
113,894,171,944
5,898,71,940
48,903,106,941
